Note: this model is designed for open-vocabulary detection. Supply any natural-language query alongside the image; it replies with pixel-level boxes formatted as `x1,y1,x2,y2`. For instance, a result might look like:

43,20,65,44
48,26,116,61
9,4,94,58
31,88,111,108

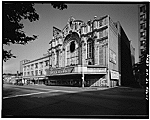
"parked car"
14,82,18,85
18,82,24,86
14,82,24,86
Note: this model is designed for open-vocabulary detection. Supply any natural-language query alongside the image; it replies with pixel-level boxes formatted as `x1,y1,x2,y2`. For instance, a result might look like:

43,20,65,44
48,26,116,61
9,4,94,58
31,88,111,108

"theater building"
22,15,135,87
45,15,121,87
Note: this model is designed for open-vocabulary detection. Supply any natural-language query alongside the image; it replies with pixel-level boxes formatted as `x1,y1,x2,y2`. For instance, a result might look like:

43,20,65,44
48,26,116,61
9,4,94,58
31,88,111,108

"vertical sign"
82,43,86,65
99,46,103,65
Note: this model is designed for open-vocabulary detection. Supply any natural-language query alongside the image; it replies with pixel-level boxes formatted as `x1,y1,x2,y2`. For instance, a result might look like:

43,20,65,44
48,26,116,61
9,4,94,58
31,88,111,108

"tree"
3,2,67,62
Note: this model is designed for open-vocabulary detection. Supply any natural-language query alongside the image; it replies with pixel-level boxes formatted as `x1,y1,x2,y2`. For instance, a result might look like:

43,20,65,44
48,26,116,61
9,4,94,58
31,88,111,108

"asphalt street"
2,84,148,118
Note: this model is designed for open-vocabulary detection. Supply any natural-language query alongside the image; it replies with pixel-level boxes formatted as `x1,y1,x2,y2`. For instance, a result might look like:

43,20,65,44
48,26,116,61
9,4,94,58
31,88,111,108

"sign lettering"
87,68,106,73
46,67,74,75
110,70,119,79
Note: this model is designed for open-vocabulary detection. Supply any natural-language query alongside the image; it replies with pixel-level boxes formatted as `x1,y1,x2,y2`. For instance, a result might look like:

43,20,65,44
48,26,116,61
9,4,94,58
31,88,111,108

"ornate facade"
46,15,120,87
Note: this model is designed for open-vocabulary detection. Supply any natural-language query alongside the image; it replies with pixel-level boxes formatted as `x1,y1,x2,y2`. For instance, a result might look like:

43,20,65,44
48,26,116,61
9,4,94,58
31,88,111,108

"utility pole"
17,71,19,84
82,70,84,88
82,42,84,88
47,50,50,84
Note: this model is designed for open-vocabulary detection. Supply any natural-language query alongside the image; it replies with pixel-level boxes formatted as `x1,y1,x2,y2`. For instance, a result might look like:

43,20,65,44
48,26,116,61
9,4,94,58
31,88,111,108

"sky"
3,3,140,74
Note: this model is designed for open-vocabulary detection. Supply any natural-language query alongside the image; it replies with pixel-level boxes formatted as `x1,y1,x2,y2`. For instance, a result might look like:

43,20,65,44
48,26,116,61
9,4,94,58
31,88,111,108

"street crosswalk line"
3,89,77,99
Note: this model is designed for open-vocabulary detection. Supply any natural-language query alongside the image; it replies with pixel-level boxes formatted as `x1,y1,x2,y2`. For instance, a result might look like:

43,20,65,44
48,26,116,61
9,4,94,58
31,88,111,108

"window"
31,71,34,76
87,25,90,33
35,63,38,69
140,40,146,47
49,56,52,66
75,23,77,30
66,26,68,34
140,5,146,13
99,31,103,38
141,49,146,55
40,62,43,68
45,60,49,66
56,51,59,67
93,21,97,29
59,52,62,67
31,64,34,70
70,41,75,53
66,40,79,66
24,66,26,71
27,65,30,70
99,20,102,27
140,23,146,29
103,17,108,25
140,31,146,38
27,72,30,76
35,70,38,76
39,70,43,75
81,26,86,34
103,29,108,37
140,14,146,21
87,39,94,62
81,27,83,34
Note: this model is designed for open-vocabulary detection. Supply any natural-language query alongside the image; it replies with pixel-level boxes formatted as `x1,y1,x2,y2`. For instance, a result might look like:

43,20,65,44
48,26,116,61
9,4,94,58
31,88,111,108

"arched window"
87,39,94,65
65,40,79,66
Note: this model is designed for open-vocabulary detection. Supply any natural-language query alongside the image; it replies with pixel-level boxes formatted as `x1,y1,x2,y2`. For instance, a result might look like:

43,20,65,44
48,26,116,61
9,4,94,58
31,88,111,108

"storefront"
110,70,120,87
45,65,108,87
23,76,47,85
